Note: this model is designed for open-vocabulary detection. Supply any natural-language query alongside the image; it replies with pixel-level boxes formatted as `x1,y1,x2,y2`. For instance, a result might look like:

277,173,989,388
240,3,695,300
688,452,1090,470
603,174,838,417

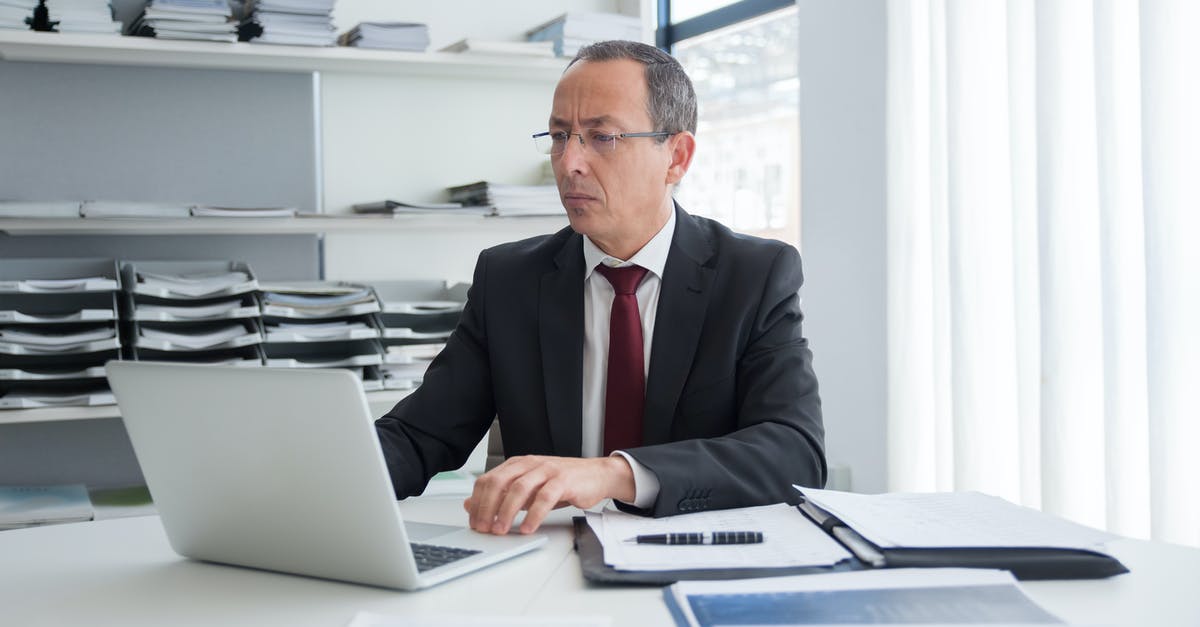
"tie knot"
596,264,648,295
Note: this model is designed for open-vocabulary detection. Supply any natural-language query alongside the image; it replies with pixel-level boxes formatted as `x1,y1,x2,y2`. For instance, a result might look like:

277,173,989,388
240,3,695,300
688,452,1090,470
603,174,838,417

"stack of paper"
338,21,429,51
260,284,379,318
0,1,36,30
190,205,297,218
127,0,236,42
243,0,337,47
45,0,121,34
440,38,555,58
264,319,377,342
0,326,118,354
526,12,642,58
0,485,94,530
139,322,259,351
136,270,255,299
446,181,563,217
80,200,192,219
0,200,82,218
133,298,257,322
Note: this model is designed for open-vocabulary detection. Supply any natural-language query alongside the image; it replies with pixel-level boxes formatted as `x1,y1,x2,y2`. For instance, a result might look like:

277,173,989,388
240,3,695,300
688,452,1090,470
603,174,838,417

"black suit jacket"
375,204,825,516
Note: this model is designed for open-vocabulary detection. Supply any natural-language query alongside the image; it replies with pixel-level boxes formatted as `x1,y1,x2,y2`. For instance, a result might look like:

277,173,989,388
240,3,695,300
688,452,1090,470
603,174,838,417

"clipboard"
572,496,1129,585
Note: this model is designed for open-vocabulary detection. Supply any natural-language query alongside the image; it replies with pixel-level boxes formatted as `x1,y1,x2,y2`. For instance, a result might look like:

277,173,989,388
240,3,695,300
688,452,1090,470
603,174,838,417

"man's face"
548,59,678,253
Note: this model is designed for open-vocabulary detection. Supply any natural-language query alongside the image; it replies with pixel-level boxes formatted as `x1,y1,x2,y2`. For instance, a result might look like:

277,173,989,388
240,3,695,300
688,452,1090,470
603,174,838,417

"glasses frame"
531,129,677,155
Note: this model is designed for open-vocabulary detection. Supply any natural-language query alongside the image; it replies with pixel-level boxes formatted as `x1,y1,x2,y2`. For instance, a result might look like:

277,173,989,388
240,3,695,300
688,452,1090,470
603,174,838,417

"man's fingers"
519,479,564,534
492,470,549,534
468,456,538,533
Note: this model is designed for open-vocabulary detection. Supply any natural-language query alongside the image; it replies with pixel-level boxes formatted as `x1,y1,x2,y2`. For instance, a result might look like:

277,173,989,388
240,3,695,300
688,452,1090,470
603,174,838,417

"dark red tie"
596,264,649,455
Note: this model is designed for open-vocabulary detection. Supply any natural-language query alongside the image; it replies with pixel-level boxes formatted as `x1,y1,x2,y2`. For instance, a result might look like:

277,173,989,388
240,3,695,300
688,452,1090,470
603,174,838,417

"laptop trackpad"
404,521,464,542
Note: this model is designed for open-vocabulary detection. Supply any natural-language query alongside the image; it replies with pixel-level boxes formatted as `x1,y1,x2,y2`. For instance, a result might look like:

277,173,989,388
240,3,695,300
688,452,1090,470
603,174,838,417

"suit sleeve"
374,251,497,499
621,245,826,516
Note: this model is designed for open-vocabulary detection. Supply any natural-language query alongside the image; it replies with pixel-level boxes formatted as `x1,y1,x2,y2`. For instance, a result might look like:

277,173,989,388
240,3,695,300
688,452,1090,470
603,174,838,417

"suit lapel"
644,205,715,445
540,234,585,457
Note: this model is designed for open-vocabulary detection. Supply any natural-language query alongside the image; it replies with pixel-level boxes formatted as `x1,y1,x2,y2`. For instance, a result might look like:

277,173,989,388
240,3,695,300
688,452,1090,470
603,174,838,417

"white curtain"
886,0,1199,547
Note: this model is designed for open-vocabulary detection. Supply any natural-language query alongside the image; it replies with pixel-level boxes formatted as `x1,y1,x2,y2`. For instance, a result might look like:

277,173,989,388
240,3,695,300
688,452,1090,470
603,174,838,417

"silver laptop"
105,360,546,590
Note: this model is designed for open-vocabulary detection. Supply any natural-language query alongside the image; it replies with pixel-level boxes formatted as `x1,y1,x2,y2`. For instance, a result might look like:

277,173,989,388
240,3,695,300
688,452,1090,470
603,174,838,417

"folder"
573,488,1129,584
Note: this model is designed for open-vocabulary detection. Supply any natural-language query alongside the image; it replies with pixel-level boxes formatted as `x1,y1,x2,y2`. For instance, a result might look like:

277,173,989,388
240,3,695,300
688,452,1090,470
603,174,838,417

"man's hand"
463,455,635,535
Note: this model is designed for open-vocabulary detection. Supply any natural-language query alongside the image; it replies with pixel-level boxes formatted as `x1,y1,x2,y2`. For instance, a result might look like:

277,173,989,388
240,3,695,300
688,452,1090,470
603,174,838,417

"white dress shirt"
581,208,675,509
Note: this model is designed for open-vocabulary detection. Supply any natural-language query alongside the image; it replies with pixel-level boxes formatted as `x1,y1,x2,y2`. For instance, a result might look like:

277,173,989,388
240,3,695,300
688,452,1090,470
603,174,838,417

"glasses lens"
534,134,555,155
586,130,620,153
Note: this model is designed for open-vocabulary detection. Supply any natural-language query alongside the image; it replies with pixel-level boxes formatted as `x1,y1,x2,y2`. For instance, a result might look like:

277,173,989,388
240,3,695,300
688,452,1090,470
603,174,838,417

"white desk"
2,498,1198,626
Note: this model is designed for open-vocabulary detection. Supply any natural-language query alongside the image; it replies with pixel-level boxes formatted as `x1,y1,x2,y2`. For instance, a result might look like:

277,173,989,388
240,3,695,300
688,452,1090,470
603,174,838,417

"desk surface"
2,498,1199,626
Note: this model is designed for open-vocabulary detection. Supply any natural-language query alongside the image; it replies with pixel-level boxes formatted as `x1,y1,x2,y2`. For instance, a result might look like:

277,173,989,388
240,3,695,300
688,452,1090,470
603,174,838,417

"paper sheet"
798,487,1116,551
588,502,851,571
667,568,1063,627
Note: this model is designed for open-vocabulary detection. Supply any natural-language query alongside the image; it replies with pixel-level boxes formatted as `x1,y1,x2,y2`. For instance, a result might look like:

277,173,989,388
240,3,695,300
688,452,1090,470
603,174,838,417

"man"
375,40,824,536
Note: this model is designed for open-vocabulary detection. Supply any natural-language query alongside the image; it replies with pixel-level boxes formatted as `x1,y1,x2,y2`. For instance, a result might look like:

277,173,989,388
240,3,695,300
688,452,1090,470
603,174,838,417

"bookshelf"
0,0,633,486
0,30,568,79
0,388,416,426
0,215,568,236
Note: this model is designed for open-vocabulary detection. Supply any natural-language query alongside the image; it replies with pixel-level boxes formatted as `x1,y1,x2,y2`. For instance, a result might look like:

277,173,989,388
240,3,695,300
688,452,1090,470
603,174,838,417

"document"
134,299,255,321
265,320,377,342
0,485,94,530
0,308,116,324
80,200,191,218
0,389,116,409
0,326,116,347
588,503,851,571
0,200,82,218
139,323,256,350
663,568,1062,627
799,487,1116,551
190,205,297,218
0,276,119,293
136,270,254,298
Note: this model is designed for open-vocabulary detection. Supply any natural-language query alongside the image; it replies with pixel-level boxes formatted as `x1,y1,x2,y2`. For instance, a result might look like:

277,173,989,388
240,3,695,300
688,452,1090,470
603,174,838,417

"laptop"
105,360,547,590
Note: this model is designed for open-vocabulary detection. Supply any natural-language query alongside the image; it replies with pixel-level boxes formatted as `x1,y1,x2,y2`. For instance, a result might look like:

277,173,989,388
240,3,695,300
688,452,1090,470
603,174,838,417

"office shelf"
0,387,415,425
0,30,568,79
0,214,568,236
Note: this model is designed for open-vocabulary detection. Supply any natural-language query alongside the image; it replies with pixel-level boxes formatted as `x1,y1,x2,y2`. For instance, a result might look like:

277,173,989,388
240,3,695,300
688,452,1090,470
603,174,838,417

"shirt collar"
582,207,676,280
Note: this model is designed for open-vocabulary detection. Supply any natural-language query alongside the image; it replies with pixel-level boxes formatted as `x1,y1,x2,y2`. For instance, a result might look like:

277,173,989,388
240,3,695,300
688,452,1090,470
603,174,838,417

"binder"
573,493,1129,584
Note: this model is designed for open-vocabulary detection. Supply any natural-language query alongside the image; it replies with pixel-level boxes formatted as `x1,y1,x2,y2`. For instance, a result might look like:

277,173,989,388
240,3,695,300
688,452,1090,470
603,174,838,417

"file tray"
121,260,258,300
0,324,121,356
263,316,382,343
263,339,384,368
1,292,119,324
0,365,108,381
0,258,120,293
260,281,380,319
0,386,115,409
132,344,264,367
132,319,263,352
127,292,260,323
370,280,467,336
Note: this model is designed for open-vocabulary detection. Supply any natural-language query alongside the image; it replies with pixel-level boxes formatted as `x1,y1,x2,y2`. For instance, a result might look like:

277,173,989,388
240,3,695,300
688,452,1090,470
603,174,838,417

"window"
660,1,800,247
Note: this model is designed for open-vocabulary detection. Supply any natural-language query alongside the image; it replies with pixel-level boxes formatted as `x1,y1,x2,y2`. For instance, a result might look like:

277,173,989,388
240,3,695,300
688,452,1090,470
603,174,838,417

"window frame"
656,0,797,50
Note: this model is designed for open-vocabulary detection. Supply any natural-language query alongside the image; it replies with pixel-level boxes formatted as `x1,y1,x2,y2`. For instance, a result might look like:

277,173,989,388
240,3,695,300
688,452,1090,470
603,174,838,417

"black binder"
572,497,1128,585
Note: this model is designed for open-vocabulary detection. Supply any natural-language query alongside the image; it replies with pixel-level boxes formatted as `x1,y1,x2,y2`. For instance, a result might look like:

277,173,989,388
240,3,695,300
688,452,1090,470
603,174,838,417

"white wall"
797,0,889,493
319,0,627,282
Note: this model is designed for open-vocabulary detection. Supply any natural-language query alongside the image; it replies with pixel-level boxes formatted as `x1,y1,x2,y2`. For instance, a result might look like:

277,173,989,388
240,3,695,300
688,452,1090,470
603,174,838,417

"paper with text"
589,502,851,571
798,487,1116,551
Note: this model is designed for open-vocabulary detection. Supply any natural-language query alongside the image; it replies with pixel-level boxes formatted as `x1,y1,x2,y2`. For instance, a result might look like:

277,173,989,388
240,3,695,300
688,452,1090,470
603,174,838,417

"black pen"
628,531,764,545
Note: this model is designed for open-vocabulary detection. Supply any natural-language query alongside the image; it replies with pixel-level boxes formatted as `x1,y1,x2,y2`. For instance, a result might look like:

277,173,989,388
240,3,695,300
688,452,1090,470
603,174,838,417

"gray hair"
567,40,698,137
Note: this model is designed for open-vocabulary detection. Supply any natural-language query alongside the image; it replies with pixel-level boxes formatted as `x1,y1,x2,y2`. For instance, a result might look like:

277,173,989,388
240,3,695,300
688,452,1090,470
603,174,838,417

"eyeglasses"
532,129,676,155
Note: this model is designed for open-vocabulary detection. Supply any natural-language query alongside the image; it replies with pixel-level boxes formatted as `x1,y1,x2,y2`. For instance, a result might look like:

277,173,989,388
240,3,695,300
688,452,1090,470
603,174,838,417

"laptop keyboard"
410,542,482,572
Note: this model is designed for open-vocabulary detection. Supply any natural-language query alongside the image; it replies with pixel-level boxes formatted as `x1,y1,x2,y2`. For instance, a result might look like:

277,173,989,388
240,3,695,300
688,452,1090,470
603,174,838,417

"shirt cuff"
611,451,660,509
